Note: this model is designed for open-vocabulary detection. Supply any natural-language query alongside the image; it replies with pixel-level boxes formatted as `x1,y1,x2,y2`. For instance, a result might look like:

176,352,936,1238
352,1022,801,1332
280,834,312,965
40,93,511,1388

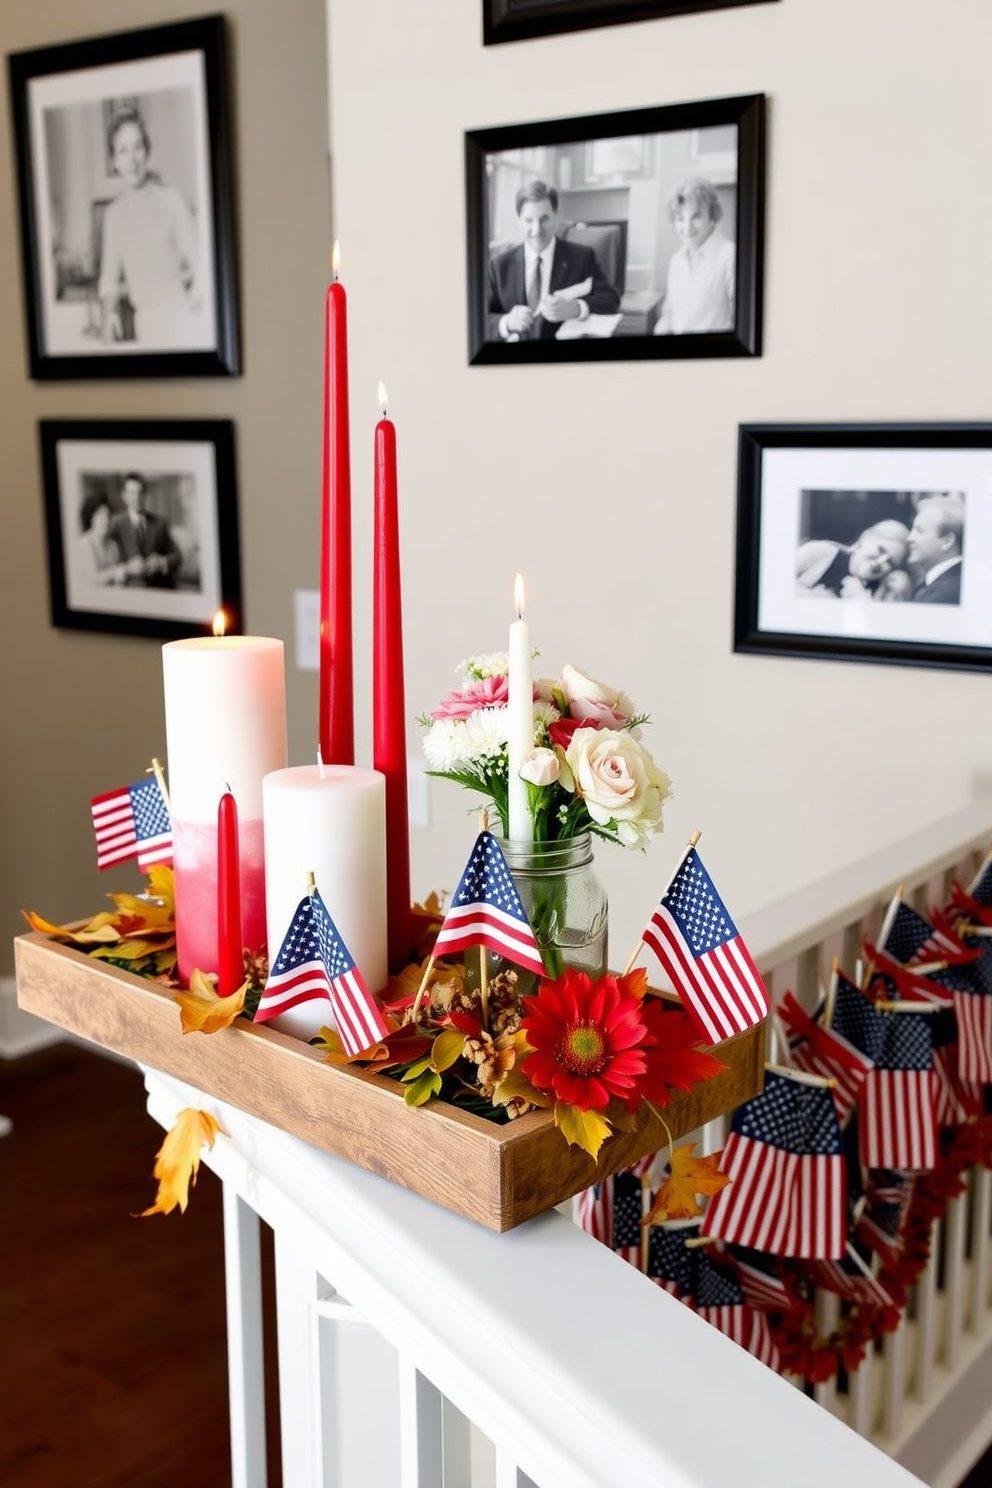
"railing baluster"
882,1315,905,1441
848,1346,874,1437
398,1363,443,1488
971,1166,992,1336
813,1290,839,1415
915,1220,940,1403
944,1194,967,1371
222,1183,268,1488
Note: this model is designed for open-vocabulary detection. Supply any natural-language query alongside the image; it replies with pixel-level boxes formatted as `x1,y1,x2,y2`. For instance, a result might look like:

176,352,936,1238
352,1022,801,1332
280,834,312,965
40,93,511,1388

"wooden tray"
14,930,765,1232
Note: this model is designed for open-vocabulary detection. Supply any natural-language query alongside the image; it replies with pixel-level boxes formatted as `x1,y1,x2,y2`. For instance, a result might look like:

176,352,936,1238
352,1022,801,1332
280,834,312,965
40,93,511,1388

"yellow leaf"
554,1101,612,1160
492,1062,550,1109
173,968,246,1034
138,1108,222,1217
21,908,120,945
644,1143,730,1225
404,1068,442,1106
430,1027,466,1072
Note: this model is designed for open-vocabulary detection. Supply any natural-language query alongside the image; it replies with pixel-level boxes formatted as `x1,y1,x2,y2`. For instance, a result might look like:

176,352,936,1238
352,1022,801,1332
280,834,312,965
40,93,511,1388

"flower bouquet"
421,655,671,982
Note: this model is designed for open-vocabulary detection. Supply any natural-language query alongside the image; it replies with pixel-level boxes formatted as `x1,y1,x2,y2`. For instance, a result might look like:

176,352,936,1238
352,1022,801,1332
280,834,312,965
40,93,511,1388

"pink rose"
518,747,560,787
560,663,629,729
431,675,509,720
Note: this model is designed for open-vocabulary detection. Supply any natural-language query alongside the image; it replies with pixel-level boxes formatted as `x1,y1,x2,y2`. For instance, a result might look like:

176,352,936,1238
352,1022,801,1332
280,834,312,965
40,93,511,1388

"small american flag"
778,989,872,1124
696,1252,782,1371
90,776,172,871
647,1222,699,1298
950,933,992,1084
860,1010,938,1172
863,944,954,1006
807,1248,893,1310
642,847,770,1044
576,1180,613,1245
254,889,390,1057
432,831,545,977
730,1245,799,1314
576,1170,643,1266
856,1171,914,1267
881,899,975,970
703,1071,847,1259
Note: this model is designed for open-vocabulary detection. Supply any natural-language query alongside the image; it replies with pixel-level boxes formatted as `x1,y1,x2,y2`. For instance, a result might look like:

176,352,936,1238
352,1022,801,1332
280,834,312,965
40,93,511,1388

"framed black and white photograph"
734,424,992,673
483,0,778,46
465,94,764,365
8,16,239,379
39,419,241,640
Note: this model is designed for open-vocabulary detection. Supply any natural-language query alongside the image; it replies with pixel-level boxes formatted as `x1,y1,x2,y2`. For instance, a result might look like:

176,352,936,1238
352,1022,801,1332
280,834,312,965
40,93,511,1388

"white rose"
563,727,672,849
518,747,560,787
560,663,630,729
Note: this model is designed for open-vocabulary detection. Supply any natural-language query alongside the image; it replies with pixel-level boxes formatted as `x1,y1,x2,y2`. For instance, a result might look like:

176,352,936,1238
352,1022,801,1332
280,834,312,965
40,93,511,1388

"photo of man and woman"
70,469,201,597
795,489,966,607
482,122,740,345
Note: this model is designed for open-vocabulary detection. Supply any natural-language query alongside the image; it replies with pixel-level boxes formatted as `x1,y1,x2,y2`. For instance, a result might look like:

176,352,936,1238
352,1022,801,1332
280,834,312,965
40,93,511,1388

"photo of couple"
795,490,966,607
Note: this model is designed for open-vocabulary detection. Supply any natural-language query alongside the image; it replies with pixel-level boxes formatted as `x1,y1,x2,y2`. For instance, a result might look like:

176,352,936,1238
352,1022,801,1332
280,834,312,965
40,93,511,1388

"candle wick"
316,747,327,780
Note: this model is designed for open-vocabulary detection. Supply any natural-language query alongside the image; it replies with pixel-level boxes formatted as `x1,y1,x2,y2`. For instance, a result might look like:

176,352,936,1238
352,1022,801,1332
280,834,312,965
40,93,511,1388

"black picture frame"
734,423,992,674
8,16,240,379
483,0,779,46
466,93,764,365
39,418,241,640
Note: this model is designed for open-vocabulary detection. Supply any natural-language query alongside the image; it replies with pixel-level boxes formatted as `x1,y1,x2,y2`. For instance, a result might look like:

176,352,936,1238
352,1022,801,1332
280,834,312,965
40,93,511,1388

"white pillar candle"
506,573,534,842
163,634,287,985
262,764,388,1040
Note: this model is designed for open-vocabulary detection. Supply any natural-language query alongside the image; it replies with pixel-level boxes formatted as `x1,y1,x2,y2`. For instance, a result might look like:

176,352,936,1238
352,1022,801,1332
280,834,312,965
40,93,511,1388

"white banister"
143,1069,923,1488
222,1185,268,1488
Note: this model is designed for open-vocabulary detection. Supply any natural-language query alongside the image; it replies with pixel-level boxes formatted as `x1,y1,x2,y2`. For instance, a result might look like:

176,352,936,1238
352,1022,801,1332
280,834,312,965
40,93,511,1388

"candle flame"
514,573,525,618
331,240,341,278
378,380,388,413
212,610,227,637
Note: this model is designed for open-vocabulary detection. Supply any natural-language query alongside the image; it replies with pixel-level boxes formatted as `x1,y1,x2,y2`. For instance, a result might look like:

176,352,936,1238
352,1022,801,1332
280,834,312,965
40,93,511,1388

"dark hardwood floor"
0,1042,281,1488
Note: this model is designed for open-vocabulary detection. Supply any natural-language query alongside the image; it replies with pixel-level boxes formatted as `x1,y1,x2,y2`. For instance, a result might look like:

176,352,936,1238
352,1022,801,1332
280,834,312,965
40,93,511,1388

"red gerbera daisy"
520,969,648,1111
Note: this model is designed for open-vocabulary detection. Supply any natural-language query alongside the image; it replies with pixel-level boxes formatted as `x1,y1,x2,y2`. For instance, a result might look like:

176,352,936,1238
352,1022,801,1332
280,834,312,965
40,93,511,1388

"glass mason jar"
490,832,609,995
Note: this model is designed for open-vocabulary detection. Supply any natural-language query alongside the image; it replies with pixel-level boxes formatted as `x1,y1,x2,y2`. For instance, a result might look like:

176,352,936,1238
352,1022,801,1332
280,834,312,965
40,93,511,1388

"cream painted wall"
3,0,990,986
0,0,331,975
325,0,992,968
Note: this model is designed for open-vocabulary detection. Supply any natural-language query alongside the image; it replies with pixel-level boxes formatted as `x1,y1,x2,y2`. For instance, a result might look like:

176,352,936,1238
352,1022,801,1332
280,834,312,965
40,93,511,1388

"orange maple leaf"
138,1108,222,1217
644,1142,730,1225
173,968,246,1034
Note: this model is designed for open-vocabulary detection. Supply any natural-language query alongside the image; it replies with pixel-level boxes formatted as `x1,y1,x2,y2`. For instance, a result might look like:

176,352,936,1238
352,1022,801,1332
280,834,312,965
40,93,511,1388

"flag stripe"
861,1069,938,1170
644,913,744,1043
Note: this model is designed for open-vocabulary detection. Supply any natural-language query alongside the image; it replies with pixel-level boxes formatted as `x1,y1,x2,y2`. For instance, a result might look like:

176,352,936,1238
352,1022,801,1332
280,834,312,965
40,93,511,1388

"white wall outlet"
295,588,320,671
408,758,430,828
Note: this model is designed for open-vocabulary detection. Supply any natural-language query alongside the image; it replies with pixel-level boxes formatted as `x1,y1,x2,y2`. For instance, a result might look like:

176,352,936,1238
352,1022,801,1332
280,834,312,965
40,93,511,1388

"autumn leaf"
313,1020,428,1067
138,1108,222,1217
554,1100,612,1160
400,1055,443,1107
21,908,120,945
492,1059,550,1111
173,968,246,1034
644,1143,730,1225
617,965,650,1002
430,1027,467,1072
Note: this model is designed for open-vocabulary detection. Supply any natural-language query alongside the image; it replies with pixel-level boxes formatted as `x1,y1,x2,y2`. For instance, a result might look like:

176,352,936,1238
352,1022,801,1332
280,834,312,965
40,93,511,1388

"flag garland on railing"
578,857,992,1388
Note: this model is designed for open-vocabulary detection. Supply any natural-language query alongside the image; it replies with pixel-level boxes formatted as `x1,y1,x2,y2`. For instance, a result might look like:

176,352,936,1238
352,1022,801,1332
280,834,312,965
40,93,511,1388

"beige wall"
3,0,991,982
0,0,330,974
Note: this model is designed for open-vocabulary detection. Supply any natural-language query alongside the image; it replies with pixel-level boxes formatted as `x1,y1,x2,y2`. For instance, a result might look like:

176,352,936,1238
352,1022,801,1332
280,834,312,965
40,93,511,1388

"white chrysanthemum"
461,706,509,762
534,700,560,734
460,651,509,681
423,717,473,771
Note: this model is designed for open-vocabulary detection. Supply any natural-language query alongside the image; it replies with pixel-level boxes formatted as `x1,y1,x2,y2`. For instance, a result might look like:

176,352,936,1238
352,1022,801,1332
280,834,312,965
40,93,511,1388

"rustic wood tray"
14,930,765,1232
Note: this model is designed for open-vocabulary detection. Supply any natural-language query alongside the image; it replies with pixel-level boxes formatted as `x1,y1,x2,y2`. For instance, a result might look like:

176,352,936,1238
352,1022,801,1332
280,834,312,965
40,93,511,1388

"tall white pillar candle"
163,634,287,985
507,573,534,842
262,764,388,1040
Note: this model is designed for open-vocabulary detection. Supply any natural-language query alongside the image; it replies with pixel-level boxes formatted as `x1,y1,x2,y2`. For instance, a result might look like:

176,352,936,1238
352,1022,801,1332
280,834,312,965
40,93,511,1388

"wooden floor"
0,1041,281,1488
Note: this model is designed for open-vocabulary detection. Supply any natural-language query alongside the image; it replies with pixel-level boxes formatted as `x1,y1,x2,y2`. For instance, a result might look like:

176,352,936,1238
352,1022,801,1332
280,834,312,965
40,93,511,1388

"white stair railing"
141,797,992,1488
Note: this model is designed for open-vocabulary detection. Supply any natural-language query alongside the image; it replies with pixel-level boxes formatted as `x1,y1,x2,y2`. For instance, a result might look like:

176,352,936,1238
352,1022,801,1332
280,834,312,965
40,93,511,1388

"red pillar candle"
373,383,411,972
217,788,244,996
319,242,354,766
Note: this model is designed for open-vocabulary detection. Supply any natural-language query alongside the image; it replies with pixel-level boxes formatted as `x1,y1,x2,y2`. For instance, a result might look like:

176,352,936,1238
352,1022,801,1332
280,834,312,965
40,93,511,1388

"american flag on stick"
703,1071,846,1259
647,1221,700,1298
576,1169,643,1267
729,1245,799,1314
860,1009,938,1172
90,772,172,871
641,845,770,1045
254,885,390,1057
855,1172,914,1268
695,1250,782,1371
807,1246,894,1310
777,988,872,1124
431,831,545,976
967,850,992,908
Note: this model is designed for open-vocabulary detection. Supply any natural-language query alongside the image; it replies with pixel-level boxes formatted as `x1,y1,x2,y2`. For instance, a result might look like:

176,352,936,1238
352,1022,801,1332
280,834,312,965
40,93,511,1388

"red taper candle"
319,242,354,765
373,382,411,972
217,787,244,996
